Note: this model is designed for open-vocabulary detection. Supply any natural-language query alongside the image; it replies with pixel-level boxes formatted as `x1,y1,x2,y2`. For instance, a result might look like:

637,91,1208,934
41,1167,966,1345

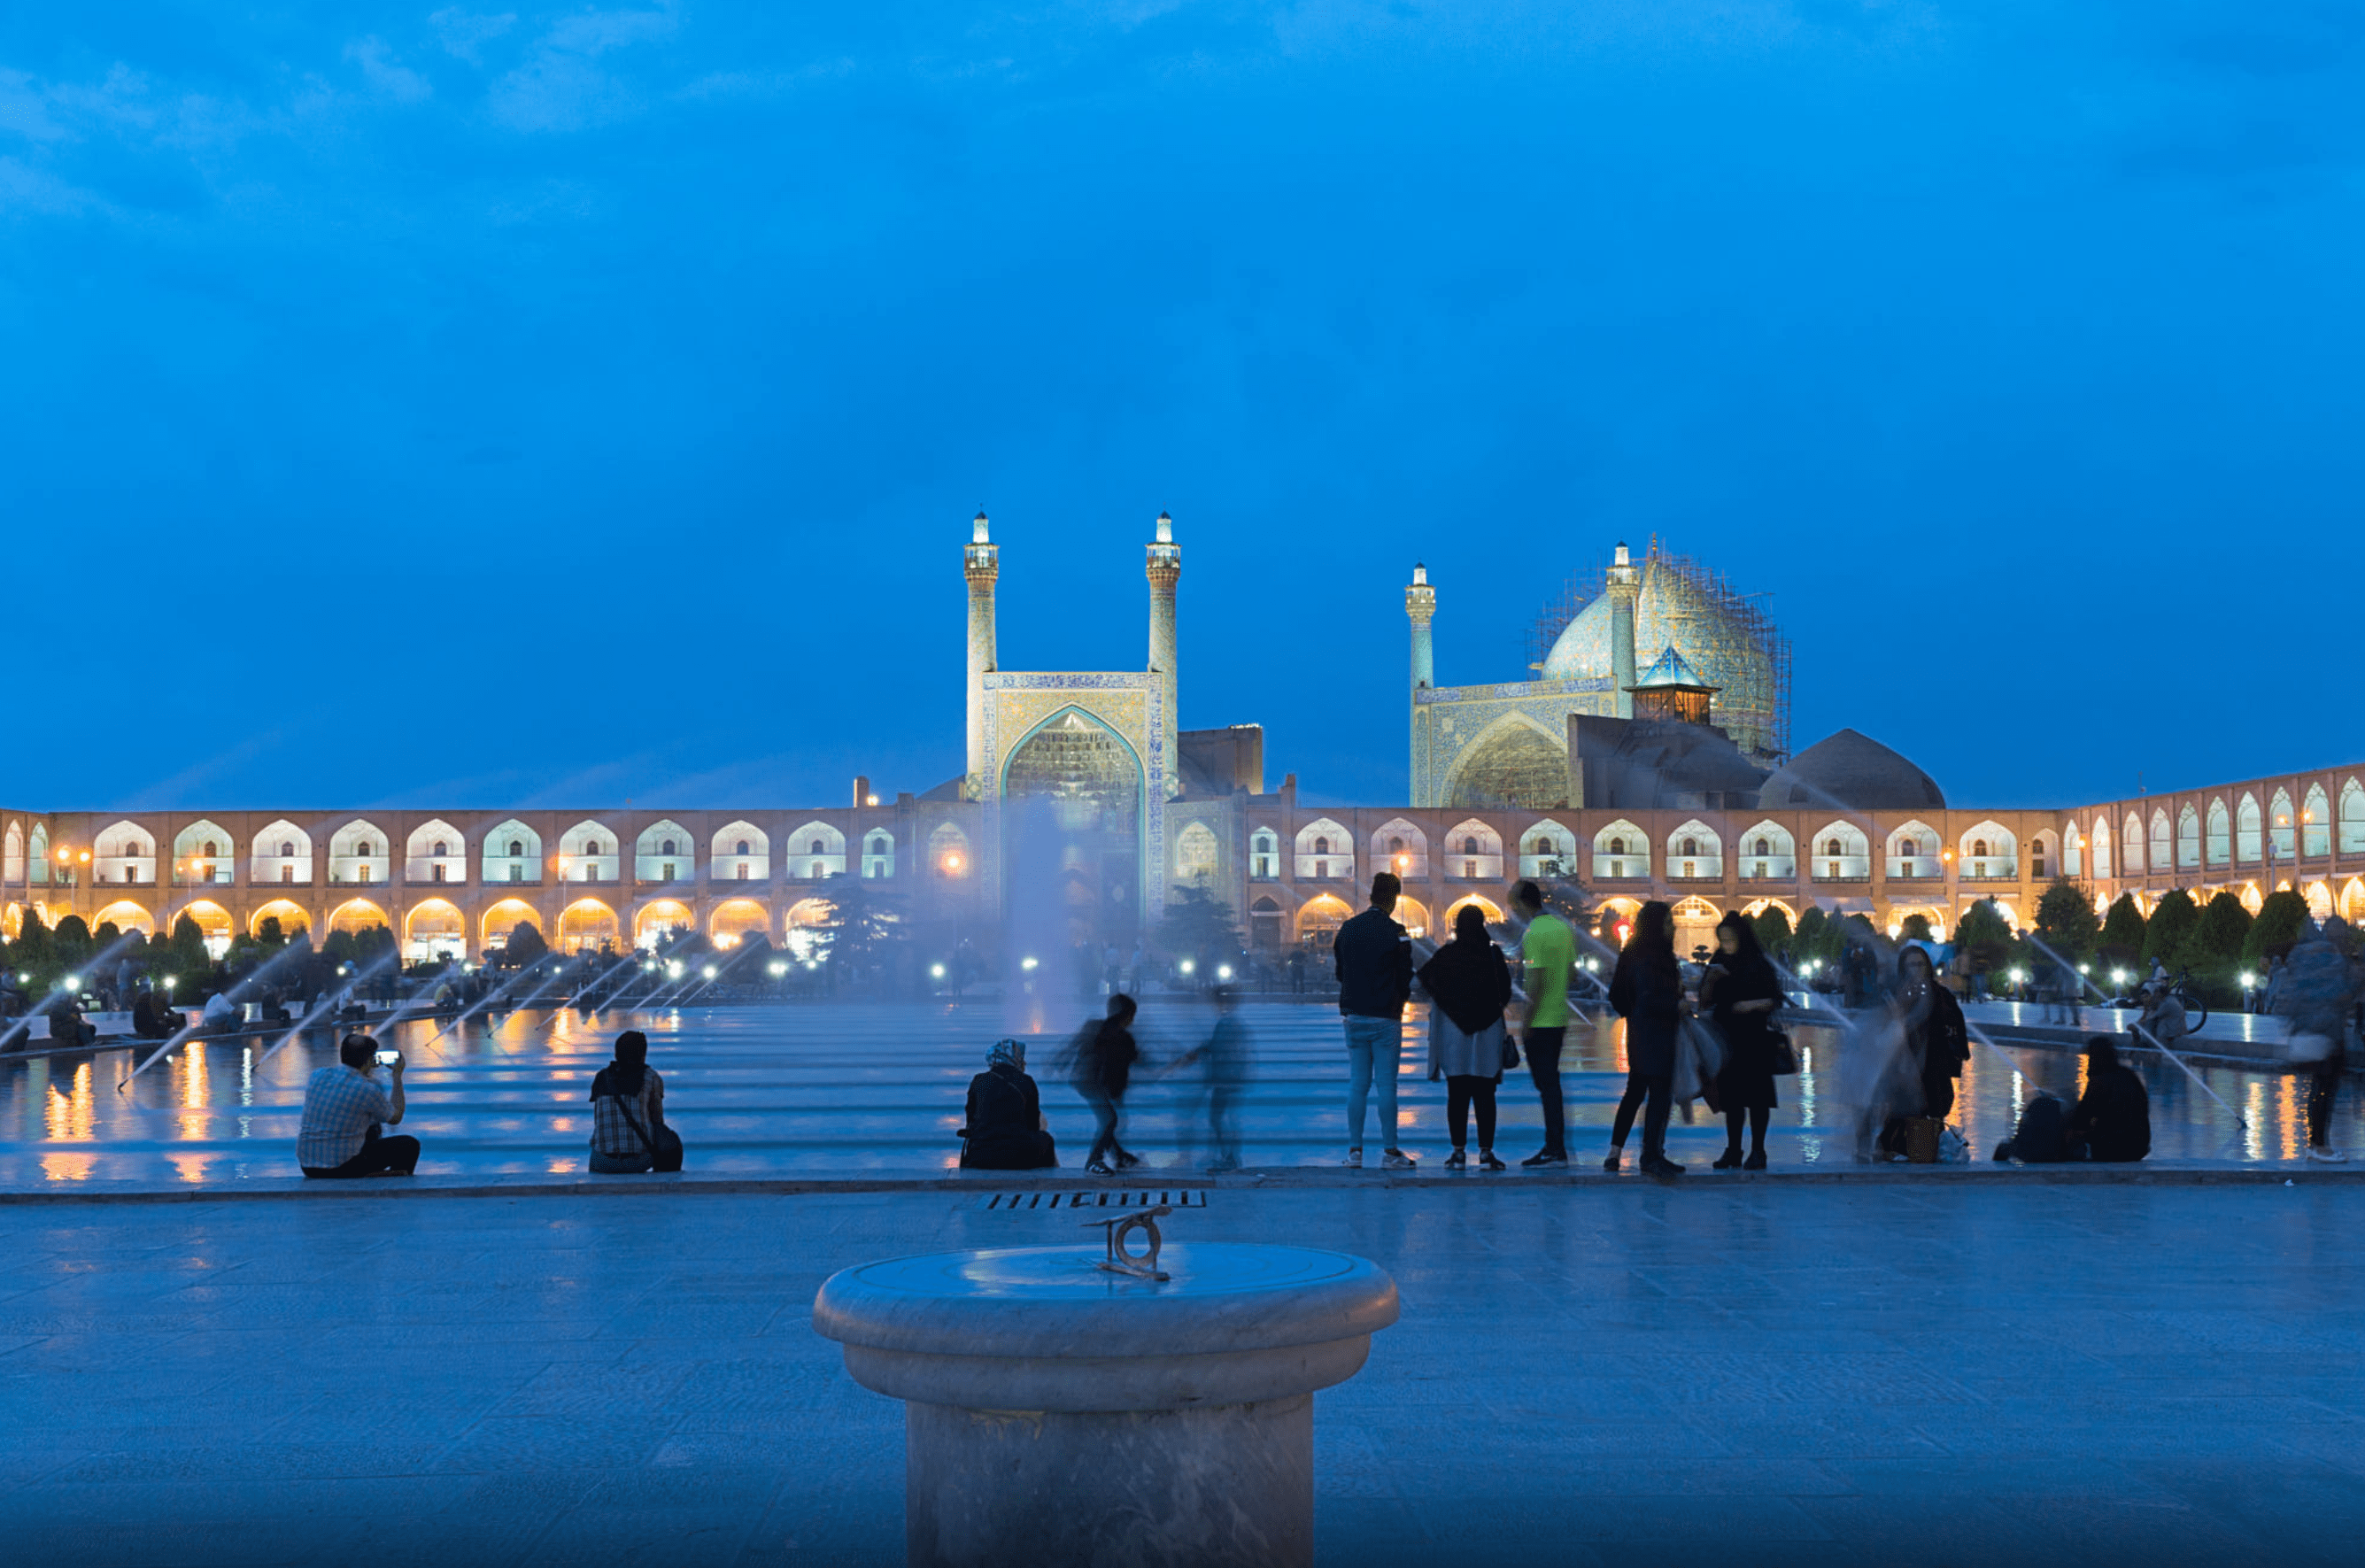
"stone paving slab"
2,1184,2361,1564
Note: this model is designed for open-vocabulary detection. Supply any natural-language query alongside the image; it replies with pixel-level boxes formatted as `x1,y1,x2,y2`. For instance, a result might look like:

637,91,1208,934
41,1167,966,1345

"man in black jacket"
1333,872,1416,1170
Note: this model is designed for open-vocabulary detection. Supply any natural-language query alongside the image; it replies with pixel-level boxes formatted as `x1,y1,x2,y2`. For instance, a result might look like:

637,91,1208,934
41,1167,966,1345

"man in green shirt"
1512,878,1574,1167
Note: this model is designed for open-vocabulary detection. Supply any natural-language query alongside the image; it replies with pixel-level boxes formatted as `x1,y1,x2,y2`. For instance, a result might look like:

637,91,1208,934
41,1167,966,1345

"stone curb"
1,1162,2359,1206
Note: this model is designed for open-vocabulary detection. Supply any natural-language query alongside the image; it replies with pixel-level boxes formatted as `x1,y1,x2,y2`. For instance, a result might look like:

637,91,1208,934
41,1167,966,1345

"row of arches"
35,816,962,888
2070,783,2365,879
1233,816,2039,884
49,895,851,963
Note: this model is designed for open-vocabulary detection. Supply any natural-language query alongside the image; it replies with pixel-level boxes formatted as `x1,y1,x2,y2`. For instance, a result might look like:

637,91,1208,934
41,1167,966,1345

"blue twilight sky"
4,3,2361,815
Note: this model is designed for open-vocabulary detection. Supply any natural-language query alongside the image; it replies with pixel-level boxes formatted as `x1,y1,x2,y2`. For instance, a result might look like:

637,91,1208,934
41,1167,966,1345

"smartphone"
373,1048,400,1067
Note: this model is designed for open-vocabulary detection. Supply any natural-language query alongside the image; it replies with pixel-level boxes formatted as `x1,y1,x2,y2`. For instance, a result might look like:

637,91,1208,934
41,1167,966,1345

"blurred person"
1418,903,1514,1170
1703,912,1783,1170
1871,945,1969,1159
132,988,178,1041
44,993,97,1049
1605,900,1685,1176
589,1030,680,1174
1333,872,1417,1170
200,988,238,1032
1071,993,1143,1175
1175,987,1253,1171
1510,880,1574,1168
2273,919,2365,1162
297,1033,417,1178
2069,1037,2150,1162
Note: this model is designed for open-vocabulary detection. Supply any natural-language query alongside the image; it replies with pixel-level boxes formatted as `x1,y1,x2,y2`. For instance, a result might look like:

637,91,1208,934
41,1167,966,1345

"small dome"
1758,728,1944,812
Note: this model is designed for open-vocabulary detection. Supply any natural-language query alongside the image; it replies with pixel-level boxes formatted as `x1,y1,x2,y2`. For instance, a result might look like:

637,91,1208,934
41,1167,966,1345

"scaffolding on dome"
1526,544,1792,761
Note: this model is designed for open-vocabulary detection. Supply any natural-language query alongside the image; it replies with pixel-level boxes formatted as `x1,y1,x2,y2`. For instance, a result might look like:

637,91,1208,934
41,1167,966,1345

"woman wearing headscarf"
588,1030,681,1173
960,1039,1058,1170
1606,900,1685,1176
1418,904,1515,1170
1876,944,1969,1157
1702,911,1783,1170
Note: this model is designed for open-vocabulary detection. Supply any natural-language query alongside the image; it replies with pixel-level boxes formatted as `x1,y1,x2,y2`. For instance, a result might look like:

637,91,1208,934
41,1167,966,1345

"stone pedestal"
813,1242,1399,1568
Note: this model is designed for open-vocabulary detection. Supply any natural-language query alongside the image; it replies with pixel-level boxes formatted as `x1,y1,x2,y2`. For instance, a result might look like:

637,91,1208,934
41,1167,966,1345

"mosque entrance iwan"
1001,709,1145,955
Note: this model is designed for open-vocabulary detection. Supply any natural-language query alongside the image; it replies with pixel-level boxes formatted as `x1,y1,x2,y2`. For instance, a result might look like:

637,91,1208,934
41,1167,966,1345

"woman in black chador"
1605,900,1685,1176
1703,912,1783,1170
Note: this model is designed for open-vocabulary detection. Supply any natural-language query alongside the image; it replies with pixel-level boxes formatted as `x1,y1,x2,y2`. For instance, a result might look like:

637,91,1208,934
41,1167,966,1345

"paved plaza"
0,1000,2347,1188
1,1182,2361,1565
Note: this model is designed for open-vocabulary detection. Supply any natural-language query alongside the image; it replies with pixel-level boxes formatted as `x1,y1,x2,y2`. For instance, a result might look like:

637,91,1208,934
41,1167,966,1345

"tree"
502,921,551,969
1157,884,1241,976
2034,878,2100,962
2140,890,2199,970
2098,894,2146,969
1750,904,1794,964
1792,905,1839,969
817,877,903,985
2242,890,2311,968
256,915,287,949
166,914,210,978
2184,892,2253,1004
1954,900,2016,977
1898,913,1934,942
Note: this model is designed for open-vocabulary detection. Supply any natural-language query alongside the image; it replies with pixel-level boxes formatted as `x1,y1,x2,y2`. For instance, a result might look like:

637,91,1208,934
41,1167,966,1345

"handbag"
1501,1025,1521,1071
613,1091,684,1173
1766,1025,1799,1077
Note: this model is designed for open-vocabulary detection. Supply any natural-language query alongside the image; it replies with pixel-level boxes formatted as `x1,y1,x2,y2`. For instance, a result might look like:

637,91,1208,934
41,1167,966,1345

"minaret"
1605,540,1641,720
1146,511,1181,800
963,510,998,800
1405,562,1435,691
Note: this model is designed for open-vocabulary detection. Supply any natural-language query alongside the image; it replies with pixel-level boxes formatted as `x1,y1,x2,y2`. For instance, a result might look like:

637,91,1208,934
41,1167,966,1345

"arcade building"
4,518,2362,966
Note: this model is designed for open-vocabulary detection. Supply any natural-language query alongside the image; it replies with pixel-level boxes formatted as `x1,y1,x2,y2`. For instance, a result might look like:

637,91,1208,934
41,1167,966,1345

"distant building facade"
4,521,2361,964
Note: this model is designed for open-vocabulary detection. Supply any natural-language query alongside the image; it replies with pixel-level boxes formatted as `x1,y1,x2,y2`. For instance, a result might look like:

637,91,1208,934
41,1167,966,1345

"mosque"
5,514,2364,968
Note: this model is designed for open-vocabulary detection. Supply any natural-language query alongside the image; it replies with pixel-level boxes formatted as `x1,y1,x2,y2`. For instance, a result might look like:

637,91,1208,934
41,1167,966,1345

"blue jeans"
1342,1016,1403,1149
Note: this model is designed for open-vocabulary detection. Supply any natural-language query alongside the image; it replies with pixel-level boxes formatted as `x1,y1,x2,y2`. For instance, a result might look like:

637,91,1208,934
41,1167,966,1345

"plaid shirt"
591,1069,663,1157
298,1064,394,1170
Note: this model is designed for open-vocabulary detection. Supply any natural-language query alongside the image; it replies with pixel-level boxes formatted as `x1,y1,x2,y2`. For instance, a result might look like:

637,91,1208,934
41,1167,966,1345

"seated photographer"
133,988,181,1041
45,995,97,1050
298,1034,419,1178
589,1031,681,1173
959,1039,1058,1170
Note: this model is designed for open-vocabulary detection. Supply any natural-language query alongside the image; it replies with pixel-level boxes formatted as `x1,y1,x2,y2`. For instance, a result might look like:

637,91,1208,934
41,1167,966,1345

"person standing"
1333,872,1416,1170
1509,880,1575,1168
1176,986,1253,1171
1605,900,1685,1175
1874,944,1970,1158
1072,993,1144,1175
1418,903,1514,1170
2272,920,2364,1162
1703,912,1782,1170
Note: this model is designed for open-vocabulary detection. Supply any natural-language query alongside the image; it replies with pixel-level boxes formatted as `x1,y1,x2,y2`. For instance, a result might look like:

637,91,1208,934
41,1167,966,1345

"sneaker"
1602,1151,1622,1173
2308,1146,2348,1163
1114,1151,1142,1170
1443,1148,1468,1170
1743,1149,1767,1171
1641,1155,1686,1177
1086,1159,1114,1175
1382,1149,1418,1169
1520,1149,1567,1168
1479,1150,1506,1171
1343,1147,1363,1169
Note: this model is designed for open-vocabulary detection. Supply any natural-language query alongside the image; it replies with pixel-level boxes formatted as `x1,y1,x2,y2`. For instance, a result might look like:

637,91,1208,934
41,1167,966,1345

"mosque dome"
1539,551,1785,759
1757,728,1945,812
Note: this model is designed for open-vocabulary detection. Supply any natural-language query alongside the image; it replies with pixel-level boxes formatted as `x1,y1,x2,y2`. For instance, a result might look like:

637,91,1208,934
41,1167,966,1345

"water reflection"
0,1002,2348,1182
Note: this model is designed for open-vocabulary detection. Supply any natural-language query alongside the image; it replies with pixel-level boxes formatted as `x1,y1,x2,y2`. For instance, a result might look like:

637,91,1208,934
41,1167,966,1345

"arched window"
279,841,294,857
432,841,448,856
737,840,752,855
1972,839,1989,857
1754,838,1771,856
661,839,677,855
1680,838,1699,857
1609,837,1627,855
1463,837,1480,855
589,841,604,856
1387,837,1404,854
810,838,824,854
508,840,523,857
201,840,218,856
359,841,374,857
1314,837,1330,854
1824,838,1842,856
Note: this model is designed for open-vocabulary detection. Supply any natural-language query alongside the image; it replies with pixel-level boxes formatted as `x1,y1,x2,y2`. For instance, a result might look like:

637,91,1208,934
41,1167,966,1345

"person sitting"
297,1034,418,1178
45,997,97,1049
259,985,291,1026
959,1039,1058,1170
132,989,180,1040
1992,1092,2070,1162
2070,1036,2151,1162
589,1030,681,1173
200,989,239,1033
